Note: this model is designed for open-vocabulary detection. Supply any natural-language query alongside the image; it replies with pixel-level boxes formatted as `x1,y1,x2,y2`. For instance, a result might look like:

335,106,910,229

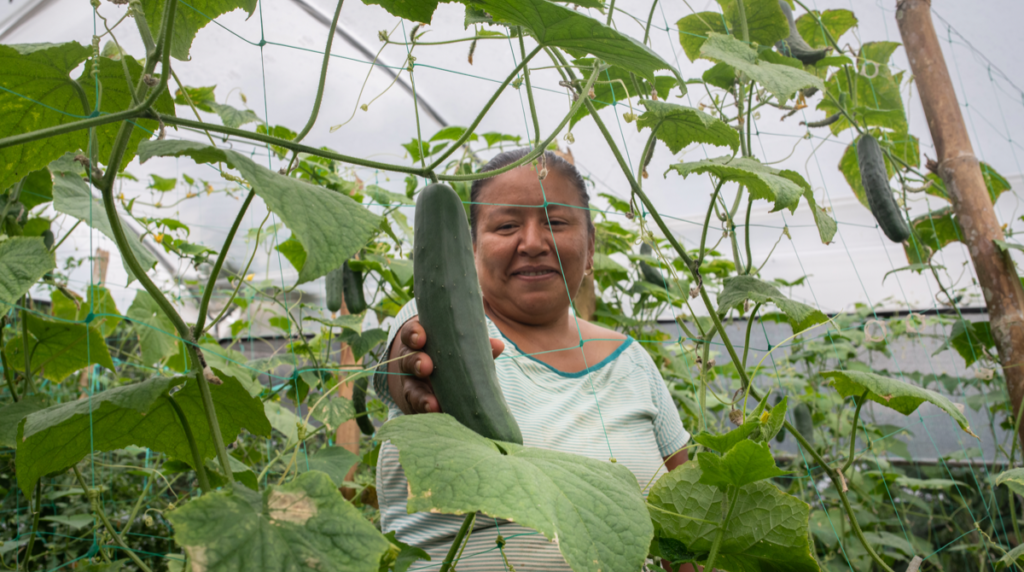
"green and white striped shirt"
374,300,689,571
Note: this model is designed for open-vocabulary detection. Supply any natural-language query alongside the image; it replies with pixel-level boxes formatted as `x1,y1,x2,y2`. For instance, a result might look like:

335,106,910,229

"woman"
374,148,691,571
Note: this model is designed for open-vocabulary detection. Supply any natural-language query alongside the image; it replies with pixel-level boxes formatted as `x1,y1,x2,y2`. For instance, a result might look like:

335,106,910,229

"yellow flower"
759,410,771,424
154,233,164,243
245,273,254,282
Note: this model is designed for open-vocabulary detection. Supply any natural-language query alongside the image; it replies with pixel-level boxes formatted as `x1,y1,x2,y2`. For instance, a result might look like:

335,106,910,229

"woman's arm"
663,447,688,472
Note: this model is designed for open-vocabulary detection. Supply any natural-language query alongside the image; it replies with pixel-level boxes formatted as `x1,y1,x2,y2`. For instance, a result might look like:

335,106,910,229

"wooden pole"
897,0,1024,448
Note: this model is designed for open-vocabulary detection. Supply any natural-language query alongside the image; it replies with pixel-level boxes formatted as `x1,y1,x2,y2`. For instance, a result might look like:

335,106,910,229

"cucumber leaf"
127,289,179,365
0,237,55,306
700,33,823,103
16,370,271,494
697,440,789,491
820,370,977,437
50,155,158,284
795,9,858,49
4,313,115,382
996,468,1024,497
167,472,390,572
141,0,259,61
139,140,381,284
648,461,818,572
636,100,739,154
714,0,790,46
676,12,728,62
667,155,810,213
718,275,827,332
378,413,653,572
296,446,361,487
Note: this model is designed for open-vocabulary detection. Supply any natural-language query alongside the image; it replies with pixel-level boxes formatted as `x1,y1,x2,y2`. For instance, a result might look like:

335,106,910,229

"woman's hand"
386,317,505,415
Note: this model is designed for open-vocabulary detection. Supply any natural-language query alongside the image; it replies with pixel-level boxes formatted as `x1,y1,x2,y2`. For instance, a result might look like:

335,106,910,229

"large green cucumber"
857,135,911,243
775,0,828,65
413,183,523,444
325,265,344,313
343,262,367,314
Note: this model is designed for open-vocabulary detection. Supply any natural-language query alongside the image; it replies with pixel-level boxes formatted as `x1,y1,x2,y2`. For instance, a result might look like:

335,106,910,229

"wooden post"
897,0,1024,448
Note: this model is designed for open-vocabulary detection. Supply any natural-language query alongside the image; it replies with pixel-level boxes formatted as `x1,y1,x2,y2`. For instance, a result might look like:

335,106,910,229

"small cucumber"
639,243,667,287
352,376,376,436
775,1,829,65
857,135,911,243
414,183,523,444
343,262,367,314
325,265,345,313
793,403,815,446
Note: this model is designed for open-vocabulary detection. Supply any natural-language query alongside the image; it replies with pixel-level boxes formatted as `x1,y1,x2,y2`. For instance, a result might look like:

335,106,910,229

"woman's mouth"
512,267,559,279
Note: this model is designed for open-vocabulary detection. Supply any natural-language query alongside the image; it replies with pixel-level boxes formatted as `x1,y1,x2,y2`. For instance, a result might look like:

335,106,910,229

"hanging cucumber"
793,403,815,446
325,265,345,313
857,135,911,243
638,242,667,287
775,0,829,65
413,183,523,444
352,376,376,436
343,261,367,314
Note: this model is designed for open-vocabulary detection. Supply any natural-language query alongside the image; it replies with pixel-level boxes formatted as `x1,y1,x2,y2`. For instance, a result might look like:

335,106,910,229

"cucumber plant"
0,0,1009,571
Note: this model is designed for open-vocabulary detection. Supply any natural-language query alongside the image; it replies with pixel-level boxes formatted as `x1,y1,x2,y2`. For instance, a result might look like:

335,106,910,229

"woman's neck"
482,299,576,347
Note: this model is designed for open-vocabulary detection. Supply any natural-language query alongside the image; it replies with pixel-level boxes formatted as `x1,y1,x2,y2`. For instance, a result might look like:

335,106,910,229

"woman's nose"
518,219,550,256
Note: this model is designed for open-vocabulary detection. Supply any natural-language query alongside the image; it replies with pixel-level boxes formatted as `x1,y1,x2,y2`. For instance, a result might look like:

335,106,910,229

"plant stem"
439,512,476,572
0,108,143,153
605,0,616,25
73,466,155,572
519,32,542,145
166,395,213,493
156,114,427,175
643,0,660,45
743,195,753,274
698,180,726,265
50,219,82,253
20,305,32,397
119,473,155,537
427,46,542,171
293,0,345,143
0,317,19,402
193,189,255,336
703,486,739,571
21,481,41,571
741,302,762,370
735,0,750,43
841,390,869,474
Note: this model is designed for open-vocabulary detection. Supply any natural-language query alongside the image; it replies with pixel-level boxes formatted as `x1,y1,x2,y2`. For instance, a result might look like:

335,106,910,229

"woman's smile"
510,265,561,281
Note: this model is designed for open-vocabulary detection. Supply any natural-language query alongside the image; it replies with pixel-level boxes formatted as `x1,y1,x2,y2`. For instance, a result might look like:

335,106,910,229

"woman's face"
473,165,594,326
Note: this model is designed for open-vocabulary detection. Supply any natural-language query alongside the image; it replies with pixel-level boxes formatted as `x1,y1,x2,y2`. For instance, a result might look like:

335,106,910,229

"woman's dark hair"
469,148,594,241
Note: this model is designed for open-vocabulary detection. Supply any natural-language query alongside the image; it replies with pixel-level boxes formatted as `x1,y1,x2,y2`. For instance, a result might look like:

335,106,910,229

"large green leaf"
378,414,653,572
0,394,48,448
795,9,857,49
19,168,54,210
996,468,1024,497
818,42,904,135
820,370,977,437
718,275,827,332
310,395,355,433
0,43,90,192
362,0,440,24
935,319,993,368
803,191,837,245
16,370,270,494
996,544,1024,571
167,471,390,572
127,290,179,365
4,313,115,382
0,43,175,191
697,440,789,491
0,237,55,306
903,206,960,265
715,0,789,46
676,12,728,62
142,0,259,61
50,155,158,283
636,100,739,154
51,285,122,336
139,141,380,284
667,156,810,213
700,33,823,102
296,446,361,487
648,461,818,572
473,0,674,81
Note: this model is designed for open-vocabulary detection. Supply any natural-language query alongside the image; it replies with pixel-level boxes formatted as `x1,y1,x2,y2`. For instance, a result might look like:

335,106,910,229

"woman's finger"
490,337,505,359
403,378,441,414
399,318,426,350
400,350,433,379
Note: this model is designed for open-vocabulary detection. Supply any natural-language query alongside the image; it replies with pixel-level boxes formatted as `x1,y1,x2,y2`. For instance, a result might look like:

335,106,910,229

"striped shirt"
374,300,689,571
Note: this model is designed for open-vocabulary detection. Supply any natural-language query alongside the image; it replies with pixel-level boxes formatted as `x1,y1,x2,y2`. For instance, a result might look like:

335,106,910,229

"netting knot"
258,39,267,47
495,535,506,548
